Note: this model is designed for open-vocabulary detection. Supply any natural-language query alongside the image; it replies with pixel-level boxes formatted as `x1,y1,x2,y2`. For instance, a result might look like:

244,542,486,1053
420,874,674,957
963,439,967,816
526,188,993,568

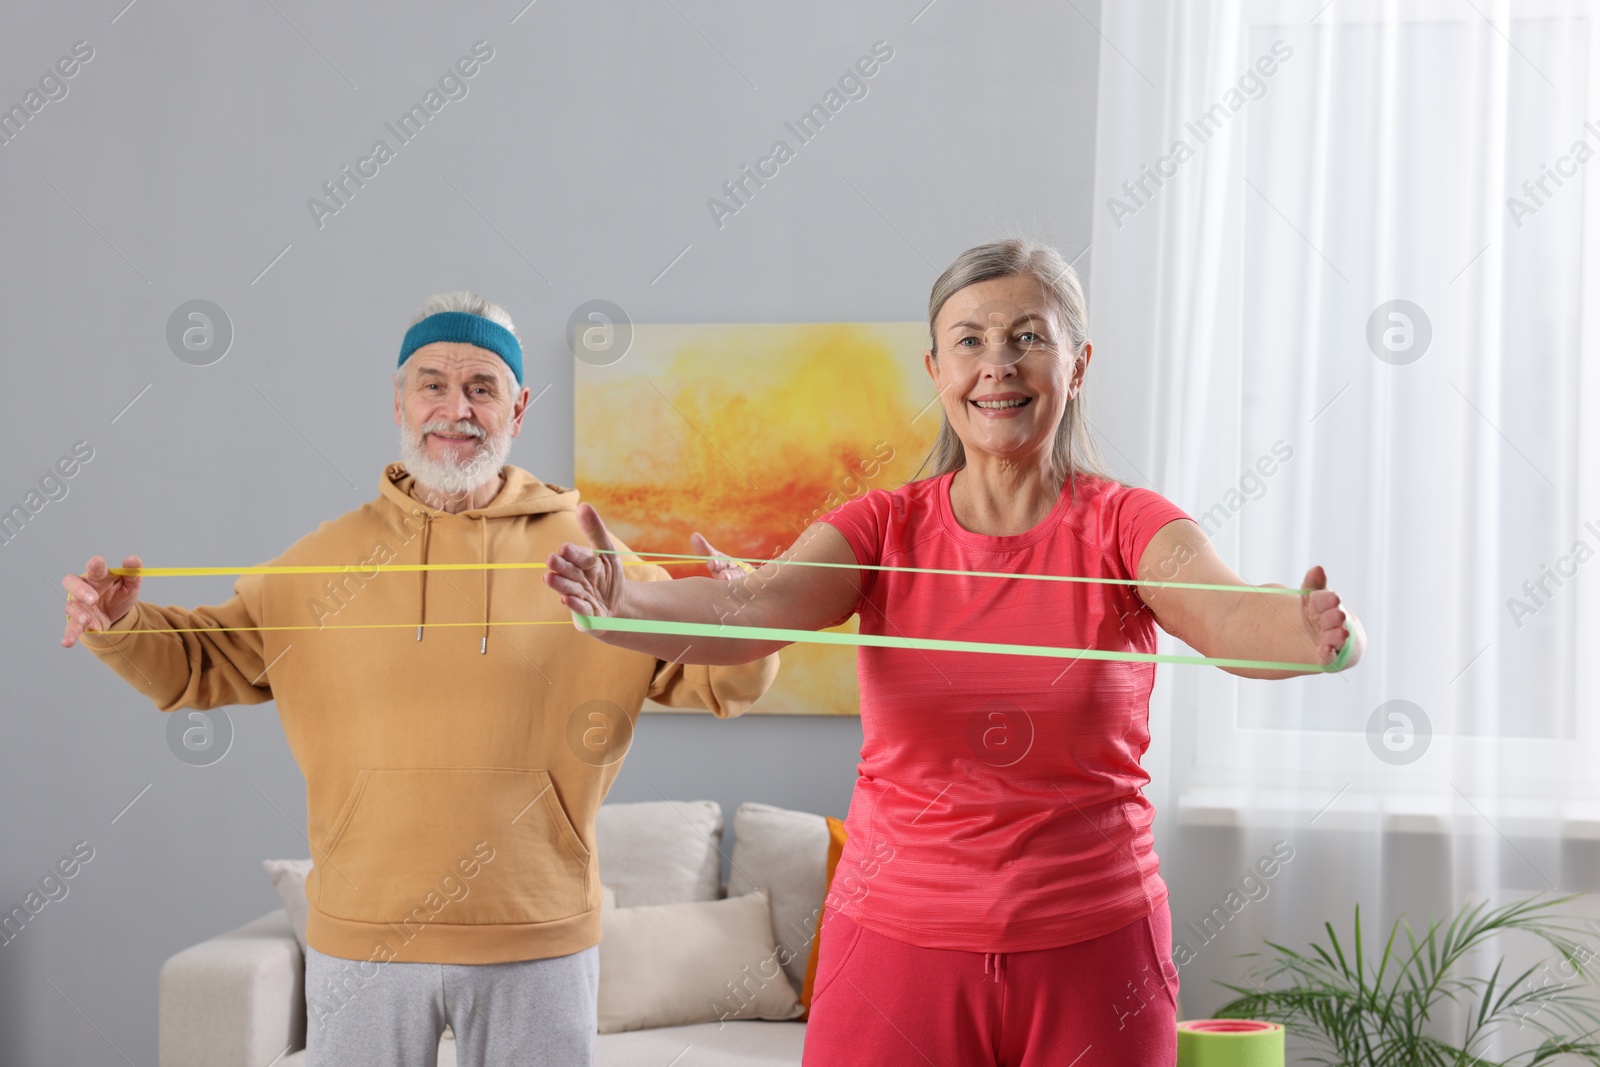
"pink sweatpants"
802,901,1179,1067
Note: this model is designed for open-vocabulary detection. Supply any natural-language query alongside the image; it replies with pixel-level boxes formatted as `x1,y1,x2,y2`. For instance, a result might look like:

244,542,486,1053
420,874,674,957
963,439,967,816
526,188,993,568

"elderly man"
59,291,780,1067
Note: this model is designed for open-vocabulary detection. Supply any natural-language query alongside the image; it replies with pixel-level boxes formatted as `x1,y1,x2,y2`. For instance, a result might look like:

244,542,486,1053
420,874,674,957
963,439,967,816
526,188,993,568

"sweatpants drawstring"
983,952,1004,983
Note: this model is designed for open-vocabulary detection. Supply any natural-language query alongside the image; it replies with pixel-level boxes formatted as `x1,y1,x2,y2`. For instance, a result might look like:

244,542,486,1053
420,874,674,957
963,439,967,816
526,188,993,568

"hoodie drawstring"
480,515,489,655
412,509,491,654
416,512,432,642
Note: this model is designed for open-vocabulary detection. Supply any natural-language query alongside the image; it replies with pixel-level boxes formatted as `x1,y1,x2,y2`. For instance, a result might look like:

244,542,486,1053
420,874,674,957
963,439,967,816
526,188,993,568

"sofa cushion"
262,858,313,953
800,816,848,1014
598,888,803,1034
725,802,832,993
596,800,723,906
594,1021,807,1065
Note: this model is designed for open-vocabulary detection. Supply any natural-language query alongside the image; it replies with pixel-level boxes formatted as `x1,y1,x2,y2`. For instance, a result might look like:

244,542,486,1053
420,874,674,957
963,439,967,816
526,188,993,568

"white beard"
398,412,513,497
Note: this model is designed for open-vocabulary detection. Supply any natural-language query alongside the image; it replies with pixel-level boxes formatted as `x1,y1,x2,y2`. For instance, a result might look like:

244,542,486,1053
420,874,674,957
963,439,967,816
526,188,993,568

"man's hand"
61,554,142,648
690,531,751,582
1300,565,1364,668
544,504,629,617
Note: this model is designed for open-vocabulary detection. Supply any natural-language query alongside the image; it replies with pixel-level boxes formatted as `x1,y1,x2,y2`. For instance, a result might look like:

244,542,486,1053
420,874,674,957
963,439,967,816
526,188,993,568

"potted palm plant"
1214,895,1600,1065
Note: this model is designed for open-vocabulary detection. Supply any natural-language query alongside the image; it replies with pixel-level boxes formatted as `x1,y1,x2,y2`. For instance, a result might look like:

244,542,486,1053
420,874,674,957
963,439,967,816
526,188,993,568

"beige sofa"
157,800,828,1067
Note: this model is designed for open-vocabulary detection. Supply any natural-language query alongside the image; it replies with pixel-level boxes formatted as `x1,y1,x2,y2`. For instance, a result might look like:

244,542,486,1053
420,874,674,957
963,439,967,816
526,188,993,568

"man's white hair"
392,290,521,396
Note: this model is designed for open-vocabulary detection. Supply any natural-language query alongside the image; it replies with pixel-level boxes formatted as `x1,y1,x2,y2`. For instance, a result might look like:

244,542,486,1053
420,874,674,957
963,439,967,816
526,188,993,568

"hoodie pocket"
314,768,592,926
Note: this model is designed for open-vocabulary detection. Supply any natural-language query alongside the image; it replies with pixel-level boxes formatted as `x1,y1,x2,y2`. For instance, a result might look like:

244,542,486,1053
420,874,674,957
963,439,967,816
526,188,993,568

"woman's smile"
969,393,1034,417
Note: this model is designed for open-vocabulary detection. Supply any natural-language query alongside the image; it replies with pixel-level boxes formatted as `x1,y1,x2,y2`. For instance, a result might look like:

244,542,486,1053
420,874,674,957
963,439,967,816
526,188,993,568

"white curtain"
1089,0,1600,1049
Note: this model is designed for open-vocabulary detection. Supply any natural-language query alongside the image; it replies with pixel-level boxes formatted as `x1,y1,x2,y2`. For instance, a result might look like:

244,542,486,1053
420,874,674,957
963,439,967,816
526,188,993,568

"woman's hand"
1300,565,1364,669
60,554,142,648
691,531,750,582
545,503,628,617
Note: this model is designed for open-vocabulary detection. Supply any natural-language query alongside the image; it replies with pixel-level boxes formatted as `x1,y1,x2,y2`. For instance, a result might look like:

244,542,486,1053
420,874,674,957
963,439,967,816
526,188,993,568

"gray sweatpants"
304,943,600,1067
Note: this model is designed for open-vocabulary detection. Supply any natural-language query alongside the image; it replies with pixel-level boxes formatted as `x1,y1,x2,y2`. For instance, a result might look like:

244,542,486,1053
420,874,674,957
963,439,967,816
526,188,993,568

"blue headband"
398,311,523,385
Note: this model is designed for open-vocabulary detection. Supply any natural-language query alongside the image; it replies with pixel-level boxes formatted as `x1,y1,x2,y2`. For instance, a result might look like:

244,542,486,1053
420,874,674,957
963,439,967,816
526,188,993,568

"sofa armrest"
159,909,305,1067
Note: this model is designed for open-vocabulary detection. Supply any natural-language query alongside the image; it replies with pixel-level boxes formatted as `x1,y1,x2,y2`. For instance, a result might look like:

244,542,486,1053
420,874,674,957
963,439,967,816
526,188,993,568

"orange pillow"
799,816,848,1018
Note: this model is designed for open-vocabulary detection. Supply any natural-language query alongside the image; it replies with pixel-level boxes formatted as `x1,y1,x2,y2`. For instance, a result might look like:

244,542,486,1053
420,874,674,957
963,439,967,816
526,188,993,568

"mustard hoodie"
81,462,779,965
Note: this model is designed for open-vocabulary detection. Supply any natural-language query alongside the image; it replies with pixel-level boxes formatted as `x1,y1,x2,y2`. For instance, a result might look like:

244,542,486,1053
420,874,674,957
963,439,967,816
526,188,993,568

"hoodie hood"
379,461,580,519
378,462,581,652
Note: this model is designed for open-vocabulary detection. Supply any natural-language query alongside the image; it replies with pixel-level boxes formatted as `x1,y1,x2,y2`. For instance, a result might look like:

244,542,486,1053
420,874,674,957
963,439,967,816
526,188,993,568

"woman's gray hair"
912,238,1120,500
393,290,521,397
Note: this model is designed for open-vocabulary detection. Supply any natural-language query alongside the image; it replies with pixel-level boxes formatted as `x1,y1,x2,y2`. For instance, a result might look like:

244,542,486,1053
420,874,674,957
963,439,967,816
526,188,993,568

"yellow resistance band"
110,548,1323,595
96,549,1352,672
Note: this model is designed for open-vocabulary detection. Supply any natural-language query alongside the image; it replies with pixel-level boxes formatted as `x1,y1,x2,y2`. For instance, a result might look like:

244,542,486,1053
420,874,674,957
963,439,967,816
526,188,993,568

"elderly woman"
544,238,1364,1066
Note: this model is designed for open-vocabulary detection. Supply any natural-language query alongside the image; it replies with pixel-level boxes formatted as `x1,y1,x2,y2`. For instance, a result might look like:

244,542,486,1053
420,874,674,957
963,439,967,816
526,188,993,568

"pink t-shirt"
816,469,1193,952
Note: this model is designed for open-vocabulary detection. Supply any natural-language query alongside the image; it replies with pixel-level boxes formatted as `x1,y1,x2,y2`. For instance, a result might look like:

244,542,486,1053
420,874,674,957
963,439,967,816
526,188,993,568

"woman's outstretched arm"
544,503,863,665
1135,518,1366,680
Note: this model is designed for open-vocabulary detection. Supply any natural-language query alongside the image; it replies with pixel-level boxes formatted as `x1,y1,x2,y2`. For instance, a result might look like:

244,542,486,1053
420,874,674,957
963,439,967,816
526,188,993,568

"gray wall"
0,1,1101,1061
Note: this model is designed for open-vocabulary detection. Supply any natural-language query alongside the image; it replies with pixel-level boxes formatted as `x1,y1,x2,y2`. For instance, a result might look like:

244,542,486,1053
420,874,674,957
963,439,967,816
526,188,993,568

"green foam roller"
1176,1020,1284,1067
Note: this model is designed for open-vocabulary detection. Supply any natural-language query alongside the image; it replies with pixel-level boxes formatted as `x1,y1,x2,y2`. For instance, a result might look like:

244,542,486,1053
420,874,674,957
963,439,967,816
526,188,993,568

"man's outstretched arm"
62,553,275,711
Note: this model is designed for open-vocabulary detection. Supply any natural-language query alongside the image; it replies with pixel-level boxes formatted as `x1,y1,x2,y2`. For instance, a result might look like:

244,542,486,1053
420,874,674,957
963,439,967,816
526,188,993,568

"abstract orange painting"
574,322,941,715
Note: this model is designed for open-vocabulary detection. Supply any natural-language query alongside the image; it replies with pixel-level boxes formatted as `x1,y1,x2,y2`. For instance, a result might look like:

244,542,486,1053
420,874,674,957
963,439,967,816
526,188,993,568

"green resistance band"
571,548,1355,674
573,615,1354,674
